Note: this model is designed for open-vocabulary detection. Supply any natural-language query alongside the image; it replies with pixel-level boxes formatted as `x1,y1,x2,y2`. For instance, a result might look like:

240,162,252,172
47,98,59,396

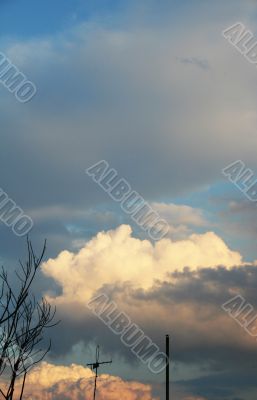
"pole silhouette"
166,334,170,400
87,345,112,400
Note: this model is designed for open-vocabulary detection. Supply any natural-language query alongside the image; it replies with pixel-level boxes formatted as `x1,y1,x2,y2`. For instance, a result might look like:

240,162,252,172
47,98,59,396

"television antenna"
87,345,112,400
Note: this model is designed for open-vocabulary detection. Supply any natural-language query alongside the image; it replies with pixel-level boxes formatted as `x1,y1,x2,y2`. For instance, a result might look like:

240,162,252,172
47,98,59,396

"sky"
0,0,257,399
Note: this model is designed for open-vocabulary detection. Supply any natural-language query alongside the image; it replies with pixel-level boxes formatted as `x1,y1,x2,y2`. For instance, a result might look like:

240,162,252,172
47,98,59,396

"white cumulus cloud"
42,225,243,305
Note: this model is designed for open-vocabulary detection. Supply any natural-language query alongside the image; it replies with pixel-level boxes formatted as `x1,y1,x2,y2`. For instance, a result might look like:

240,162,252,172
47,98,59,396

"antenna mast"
87,345,112,400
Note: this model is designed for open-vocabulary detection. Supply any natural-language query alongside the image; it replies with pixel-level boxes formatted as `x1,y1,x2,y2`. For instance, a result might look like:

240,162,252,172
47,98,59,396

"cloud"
39,226,257,375
183,397,207,400
151,202,209,239
14,362,158,400
151,203,207,227
40,225,252,370
38,226,257,399
0,3,256,256
177,57,210,71
14,257,257,399
42,224,242,305
0,2,256,399
0,1,256,265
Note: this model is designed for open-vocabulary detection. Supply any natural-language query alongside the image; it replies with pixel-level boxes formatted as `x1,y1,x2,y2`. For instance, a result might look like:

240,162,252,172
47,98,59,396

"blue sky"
0,0,122,37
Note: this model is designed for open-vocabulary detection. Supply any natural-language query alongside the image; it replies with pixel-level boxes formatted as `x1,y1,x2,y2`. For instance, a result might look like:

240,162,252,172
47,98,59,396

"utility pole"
87,345,112,400
166,334,170,400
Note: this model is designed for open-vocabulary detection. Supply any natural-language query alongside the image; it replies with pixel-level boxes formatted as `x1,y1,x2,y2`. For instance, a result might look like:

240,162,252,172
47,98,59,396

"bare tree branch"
0,239,58,400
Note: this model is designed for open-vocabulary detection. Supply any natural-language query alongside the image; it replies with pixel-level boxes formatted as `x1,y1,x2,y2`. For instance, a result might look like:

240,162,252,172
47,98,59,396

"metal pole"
93,364,98,400
166,334,170,400
93,346,99,400
87,345,112,400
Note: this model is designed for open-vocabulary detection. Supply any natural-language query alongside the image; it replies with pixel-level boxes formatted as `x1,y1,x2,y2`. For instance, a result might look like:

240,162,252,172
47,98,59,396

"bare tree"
0,239,57,400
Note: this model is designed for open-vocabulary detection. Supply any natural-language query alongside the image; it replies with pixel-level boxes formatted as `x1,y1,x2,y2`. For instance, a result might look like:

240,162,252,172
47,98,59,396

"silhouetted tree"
0,240,57,400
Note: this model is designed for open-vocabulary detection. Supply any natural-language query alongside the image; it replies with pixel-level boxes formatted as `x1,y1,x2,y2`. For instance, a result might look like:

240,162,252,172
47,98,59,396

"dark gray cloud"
179,369,257,400
0,0,256,261
40,264,257,399
45,265,257,368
